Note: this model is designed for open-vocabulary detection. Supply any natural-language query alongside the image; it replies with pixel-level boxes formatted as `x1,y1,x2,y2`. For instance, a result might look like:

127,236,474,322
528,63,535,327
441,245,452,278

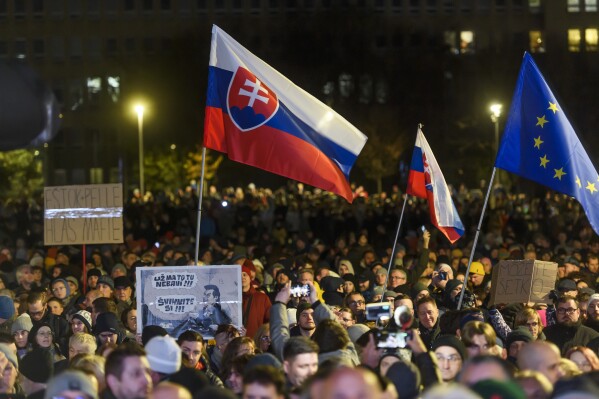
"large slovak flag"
203,25,367,202
407,128,464,243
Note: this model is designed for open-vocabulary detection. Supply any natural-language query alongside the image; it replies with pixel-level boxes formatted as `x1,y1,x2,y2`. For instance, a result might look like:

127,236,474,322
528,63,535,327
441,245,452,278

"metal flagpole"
380,196,408,302
457,167,497,309
194,147,207,265
380,123,423,302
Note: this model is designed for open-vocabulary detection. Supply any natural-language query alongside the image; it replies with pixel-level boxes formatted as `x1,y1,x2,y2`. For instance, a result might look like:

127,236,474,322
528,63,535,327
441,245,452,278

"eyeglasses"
390,276,406,280
349,300,365,306
28,310,44,317
557,307,578,314
435,354,461,363
37,331,52,338
260,336,271,342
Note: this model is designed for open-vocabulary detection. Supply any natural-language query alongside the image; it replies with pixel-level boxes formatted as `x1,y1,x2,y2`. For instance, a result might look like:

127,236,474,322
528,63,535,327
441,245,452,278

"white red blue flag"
407,127,464,243
203,25,367,202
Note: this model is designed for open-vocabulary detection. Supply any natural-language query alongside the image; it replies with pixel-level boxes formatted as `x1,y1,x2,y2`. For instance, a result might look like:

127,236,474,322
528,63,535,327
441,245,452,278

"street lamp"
490,103,502,153
134,104,145,200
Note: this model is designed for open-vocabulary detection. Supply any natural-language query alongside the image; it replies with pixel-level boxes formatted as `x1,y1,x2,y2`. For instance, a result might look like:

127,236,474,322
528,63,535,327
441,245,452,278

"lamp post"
134,104,145,201
490,103,502,154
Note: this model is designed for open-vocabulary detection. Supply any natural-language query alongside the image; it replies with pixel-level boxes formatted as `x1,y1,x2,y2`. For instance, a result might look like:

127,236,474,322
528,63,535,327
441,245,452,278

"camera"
375,330,412,349
438,271,448,281
371,305,415,349
366,303,392,322
290,284,310,297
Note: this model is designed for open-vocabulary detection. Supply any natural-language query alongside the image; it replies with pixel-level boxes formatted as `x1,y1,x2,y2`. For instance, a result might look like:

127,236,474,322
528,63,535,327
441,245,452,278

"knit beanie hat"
97,275,114,290
71,310,92,332
87,269,102,279
44,370,98,399
0,343,18,368
471,379,526,399
93,312,119,335
505,326,533,349
20,347,54,383
0,296,14,320
347,324,370,344
431,335,468,361
145,335,181,375
588,293,599,307
141,325,168,346
244,353,282,372
11,313,33,334
65,276,79,291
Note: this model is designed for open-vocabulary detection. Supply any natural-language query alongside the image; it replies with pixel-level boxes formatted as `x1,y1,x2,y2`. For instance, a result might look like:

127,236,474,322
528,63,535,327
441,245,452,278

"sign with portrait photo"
136,265,242,339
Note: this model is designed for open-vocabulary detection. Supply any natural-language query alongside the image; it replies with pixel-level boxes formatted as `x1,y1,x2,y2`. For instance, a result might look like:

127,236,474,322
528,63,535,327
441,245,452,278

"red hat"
242,259,255,276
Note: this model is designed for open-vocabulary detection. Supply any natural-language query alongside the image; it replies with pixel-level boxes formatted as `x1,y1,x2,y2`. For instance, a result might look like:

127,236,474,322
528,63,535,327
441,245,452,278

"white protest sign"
137,265,242,339
44,184,123,245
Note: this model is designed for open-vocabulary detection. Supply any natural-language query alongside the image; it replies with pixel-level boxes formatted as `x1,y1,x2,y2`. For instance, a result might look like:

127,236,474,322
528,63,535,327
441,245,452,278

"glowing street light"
490,103,502,153
134,104,145,200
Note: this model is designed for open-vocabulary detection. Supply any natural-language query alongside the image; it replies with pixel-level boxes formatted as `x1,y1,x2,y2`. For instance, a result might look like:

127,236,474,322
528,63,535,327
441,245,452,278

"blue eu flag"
495,52,599,235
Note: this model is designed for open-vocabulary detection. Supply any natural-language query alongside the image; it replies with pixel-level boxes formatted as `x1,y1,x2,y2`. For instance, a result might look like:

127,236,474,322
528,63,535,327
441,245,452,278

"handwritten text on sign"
156,295,196,313
489,260,557,305
44,184,124,245
152,272,198,289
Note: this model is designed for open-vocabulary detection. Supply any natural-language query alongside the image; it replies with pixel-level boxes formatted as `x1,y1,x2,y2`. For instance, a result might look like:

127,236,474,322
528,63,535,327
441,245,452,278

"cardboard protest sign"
136,265,242,339
489,259,557,305
44,184,123,245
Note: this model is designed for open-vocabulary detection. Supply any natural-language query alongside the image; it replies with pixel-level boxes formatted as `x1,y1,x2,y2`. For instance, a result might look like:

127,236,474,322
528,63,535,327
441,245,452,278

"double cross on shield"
227,66,279,132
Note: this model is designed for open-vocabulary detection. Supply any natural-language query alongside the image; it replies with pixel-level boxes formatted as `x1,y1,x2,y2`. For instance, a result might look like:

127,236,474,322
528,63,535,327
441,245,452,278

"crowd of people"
0,181,597,398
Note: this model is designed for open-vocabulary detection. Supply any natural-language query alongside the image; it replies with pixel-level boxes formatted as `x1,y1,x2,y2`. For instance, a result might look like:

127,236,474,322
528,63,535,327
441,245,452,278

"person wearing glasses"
544,295,599,355
26,291,69,353
432,335,467,383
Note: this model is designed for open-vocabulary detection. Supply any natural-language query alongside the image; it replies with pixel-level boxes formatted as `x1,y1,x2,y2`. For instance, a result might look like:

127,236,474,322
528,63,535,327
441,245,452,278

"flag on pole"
495,52,599,235
407,127,464,243
203,25,367,202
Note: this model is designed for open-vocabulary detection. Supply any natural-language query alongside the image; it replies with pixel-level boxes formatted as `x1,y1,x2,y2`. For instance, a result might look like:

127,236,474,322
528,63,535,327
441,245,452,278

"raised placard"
489,260,557,305
44,184,123,245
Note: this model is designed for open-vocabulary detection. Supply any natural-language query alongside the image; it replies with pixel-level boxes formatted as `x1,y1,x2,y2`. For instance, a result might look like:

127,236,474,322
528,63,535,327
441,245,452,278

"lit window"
107,76,120,102
14,38,26,59
529,0,540,13
90,168,103,184
586,28,598,51
338,73,354,98
568,29,581,51
68,80,84,111
460,31,475,54
87,77,101,103
586,0,598,11
444,31,458,54
568,0,581,12
529,31,545,53
375,80,388,104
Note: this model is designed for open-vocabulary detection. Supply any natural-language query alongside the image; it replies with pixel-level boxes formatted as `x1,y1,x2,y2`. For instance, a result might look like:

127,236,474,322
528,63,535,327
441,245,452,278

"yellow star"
548,102,559,114
587,181,597,194
539,155,549,168
553,168,566,180
533,136,544,149
576,177,582,188
536,115,548,128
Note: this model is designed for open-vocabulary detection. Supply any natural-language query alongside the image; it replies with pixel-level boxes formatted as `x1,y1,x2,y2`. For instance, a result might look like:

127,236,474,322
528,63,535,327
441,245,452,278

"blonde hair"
69,332,97,355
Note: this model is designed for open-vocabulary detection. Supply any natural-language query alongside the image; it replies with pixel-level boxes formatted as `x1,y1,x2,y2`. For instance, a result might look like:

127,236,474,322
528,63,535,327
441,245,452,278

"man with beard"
585,294,599,332
544,295,599,354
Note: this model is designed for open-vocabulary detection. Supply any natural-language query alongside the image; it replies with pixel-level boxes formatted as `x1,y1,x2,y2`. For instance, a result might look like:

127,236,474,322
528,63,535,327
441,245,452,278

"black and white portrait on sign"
137,265,242,339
